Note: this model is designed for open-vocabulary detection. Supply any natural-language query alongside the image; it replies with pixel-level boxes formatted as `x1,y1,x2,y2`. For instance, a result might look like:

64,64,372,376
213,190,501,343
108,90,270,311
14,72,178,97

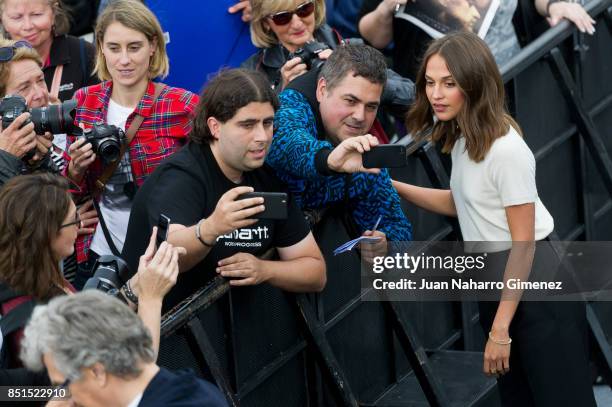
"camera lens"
97,139,122,164
82,265,123,292
30,100,77,135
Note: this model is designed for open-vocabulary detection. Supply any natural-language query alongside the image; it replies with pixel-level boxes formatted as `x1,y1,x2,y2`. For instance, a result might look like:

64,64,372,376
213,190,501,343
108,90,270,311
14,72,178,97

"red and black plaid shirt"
64,80,199,263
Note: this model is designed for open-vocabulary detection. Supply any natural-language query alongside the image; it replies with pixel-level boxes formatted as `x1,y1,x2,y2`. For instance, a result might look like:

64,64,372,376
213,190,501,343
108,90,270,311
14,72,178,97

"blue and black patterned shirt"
266,88,412,241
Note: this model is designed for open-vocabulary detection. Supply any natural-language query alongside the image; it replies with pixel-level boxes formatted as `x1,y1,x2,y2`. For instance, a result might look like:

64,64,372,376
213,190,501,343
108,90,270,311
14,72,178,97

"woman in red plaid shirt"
65,0,198,289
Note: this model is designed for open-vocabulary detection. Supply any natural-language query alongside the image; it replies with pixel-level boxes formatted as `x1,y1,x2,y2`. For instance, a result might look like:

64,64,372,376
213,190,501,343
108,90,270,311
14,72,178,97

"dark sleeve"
83,40,100,86
0,368,50,386
122,165,207,273
273,193,311,248
359,0,382,20
352,170,413,241
266,90,335,180
381,68,416,119
146,167,207,228
241,51,261,71
28,152,59,175
0,150,24,187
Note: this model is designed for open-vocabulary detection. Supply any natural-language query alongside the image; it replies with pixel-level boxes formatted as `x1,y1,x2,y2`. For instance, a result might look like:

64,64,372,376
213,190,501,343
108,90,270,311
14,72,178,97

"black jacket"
43,35,99,102
0,149,58,188
242,24,414,118
139,368,227,407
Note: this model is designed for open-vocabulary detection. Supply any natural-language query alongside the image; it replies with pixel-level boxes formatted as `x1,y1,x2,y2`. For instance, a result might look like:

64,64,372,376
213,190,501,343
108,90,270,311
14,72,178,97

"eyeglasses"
0,40,33,62
268,1,315,26
59,378,71,389
60,213,82,229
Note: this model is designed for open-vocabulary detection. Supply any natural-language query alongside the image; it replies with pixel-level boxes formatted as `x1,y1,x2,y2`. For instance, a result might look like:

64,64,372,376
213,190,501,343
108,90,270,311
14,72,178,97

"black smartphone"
362,144,408,168
156,214,171,247
238,192,288,220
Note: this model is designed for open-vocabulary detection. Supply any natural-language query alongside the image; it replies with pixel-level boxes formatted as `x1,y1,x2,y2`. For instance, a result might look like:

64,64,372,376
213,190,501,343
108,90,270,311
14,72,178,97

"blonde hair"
250,0,326,49
94,0,169,81
0,38,43,97
0,0,70,37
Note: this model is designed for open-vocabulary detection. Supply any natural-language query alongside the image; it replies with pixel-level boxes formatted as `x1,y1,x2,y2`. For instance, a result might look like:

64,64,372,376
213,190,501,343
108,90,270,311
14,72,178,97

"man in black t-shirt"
122,69,326,310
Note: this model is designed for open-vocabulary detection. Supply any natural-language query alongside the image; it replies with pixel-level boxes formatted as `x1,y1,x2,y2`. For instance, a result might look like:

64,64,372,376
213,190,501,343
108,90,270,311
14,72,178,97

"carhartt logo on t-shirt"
218,226,270,248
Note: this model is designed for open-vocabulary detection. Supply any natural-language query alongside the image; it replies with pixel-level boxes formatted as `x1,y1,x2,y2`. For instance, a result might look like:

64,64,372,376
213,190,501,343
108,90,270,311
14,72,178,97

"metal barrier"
158,2,612,405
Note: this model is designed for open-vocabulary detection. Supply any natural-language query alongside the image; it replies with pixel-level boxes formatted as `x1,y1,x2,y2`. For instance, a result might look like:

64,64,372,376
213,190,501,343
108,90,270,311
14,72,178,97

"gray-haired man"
20,291,227,407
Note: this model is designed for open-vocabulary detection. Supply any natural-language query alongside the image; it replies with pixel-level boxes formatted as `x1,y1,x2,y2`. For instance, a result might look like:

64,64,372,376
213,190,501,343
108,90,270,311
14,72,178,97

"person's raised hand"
360,230,388,264
327,134,381,174
76,199,98,236
67,136,96,181
280,57,308,90
0,112,36,159
228,0,252,22
30,132,54,162
203,186,265,239
132,227,186,302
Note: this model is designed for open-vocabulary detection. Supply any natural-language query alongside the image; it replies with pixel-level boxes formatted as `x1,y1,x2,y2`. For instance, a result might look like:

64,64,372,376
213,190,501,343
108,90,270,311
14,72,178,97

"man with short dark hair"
266,44,413,257
122,69,326,311
20,290,227,407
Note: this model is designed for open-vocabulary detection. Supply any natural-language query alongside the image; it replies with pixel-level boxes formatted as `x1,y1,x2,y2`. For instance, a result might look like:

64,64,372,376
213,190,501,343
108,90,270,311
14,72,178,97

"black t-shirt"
360,0,431,80
122,141,310,311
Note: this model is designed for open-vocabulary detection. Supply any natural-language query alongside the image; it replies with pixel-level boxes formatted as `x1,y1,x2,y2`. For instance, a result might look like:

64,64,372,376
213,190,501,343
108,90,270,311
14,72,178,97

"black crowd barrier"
158,1,612,405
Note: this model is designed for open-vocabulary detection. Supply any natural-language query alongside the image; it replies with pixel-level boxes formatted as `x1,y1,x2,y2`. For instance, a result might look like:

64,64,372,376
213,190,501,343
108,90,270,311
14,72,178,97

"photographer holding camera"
0,38,59,186
0,173,185,373
243,0,414,124
65,0,198,289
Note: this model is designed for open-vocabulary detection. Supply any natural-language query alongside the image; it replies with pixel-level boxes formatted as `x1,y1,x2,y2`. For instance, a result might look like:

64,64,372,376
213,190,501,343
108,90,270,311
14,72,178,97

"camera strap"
92,197,121,256
93,83,166,193
50,65,64,101
91,83,166,256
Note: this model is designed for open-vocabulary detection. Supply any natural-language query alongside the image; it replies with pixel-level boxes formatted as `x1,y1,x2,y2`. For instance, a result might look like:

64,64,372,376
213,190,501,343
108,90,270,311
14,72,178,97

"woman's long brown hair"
406,31,521,162
0,174,71,301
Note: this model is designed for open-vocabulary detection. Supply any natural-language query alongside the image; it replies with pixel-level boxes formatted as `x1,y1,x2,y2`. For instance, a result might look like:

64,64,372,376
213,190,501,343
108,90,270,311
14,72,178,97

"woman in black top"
0,0,98,101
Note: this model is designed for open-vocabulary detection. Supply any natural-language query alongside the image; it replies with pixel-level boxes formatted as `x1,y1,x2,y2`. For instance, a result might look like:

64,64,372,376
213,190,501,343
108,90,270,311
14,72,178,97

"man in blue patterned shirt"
266,44,412,258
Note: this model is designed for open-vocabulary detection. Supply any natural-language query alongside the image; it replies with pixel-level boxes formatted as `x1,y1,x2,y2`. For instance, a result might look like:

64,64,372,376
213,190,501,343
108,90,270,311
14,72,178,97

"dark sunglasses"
0,40,33,62
268,1,315,26
60,213,82,229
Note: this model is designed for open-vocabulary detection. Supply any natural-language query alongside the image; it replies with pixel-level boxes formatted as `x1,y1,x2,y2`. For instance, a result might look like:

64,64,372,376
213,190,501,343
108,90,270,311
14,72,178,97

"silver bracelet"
123,279,139,305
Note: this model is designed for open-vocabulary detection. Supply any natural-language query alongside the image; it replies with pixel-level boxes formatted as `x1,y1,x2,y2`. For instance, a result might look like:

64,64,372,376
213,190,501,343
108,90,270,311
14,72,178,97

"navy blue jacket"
139,368,227,407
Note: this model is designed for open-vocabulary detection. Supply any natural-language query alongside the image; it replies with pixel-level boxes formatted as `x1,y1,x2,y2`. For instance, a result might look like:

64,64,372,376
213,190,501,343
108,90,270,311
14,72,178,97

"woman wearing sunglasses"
0,173,183,370
243,0,333,91
65,0,198,289
0,0,98,102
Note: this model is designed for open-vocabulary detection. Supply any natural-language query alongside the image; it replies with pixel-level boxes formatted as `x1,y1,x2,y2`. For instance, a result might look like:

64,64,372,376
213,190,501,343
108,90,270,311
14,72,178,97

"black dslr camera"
0,95,78,159
0,94,124,165
77,123,125,165
0,94,78,135
83,255,131,301
289,41,330,71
